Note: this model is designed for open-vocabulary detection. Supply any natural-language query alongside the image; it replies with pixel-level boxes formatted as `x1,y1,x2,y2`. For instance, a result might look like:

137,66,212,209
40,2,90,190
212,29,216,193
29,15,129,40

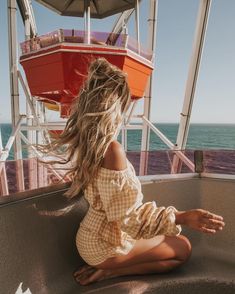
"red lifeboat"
20,29,154,117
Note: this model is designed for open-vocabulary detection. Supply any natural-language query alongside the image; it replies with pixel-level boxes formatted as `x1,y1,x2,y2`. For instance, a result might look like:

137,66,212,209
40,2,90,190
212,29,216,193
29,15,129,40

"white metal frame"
135,0,141,54
139,0,158,176
84,0,91,44
0,128,9,195
1,0,233,196
17,0,37,38
8,0,25,191
109,9,134,36
172,0,212,173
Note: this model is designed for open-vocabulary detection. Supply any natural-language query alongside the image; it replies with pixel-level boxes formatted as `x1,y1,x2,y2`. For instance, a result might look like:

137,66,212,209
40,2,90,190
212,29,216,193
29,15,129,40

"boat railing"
20,29,153,61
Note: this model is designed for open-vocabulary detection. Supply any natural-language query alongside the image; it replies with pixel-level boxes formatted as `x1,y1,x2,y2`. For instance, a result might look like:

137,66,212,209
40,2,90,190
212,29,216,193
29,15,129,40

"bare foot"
74,265,121,286
73,265,95,282
74,264,93,277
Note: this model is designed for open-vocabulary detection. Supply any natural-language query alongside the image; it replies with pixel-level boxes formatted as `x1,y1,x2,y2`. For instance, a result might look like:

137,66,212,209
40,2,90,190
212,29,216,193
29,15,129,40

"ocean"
1,123,235,160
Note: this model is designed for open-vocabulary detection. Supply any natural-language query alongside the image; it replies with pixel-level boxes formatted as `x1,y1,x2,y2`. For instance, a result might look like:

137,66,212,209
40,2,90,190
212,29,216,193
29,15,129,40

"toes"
78,272,98,285
74,267,98,285
73,264,92,277
73,264,111,286
75,269,106,286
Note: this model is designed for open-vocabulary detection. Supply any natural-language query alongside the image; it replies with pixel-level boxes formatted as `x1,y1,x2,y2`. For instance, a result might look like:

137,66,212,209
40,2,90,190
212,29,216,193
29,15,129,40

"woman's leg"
74,234,192,285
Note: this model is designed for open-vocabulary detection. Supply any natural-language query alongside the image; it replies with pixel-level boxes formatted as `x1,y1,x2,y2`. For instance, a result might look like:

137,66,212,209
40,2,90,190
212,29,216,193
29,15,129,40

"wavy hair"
40,57,132,199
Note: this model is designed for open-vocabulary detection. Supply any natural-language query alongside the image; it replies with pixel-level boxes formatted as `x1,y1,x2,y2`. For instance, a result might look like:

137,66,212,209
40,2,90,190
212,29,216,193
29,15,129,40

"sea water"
121,123,235,150
1,123,235,160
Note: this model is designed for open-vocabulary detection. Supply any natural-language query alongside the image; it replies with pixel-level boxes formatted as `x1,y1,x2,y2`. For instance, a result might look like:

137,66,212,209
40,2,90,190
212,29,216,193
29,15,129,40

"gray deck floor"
1,178,234,294
55,245,235,294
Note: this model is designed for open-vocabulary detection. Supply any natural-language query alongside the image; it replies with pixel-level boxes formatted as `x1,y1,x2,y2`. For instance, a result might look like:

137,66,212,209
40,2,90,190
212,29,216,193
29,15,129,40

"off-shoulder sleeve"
97,171,182,239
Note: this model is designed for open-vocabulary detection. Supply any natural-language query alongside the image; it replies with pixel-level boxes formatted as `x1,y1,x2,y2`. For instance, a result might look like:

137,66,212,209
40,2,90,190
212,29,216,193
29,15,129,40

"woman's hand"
175,209,225,234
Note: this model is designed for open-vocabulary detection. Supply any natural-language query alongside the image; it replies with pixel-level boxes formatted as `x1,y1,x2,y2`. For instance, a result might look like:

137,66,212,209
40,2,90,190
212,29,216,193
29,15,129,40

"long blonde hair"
41,57,132,198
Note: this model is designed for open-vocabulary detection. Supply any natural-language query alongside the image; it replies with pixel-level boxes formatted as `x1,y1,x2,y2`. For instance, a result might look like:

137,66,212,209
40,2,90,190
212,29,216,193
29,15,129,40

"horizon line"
1,121,235,125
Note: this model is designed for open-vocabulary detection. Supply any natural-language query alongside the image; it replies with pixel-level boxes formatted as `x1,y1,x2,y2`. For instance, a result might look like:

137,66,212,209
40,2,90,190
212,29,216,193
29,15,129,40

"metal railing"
20,29,153,61
2,148,235,196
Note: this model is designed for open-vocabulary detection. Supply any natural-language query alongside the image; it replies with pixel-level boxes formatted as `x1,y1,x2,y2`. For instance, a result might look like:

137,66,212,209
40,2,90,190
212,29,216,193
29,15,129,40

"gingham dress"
76,158,182,266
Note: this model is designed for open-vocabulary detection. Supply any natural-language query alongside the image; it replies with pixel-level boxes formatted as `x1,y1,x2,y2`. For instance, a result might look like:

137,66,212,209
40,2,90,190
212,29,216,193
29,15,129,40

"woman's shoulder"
101,140,128,172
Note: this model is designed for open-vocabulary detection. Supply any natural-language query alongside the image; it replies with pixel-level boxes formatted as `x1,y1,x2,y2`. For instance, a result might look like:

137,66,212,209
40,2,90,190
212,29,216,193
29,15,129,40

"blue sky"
0,0,235,123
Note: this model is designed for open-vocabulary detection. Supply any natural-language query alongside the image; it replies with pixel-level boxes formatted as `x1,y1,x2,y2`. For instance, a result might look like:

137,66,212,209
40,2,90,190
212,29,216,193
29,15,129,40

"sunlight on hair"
38,58,132,199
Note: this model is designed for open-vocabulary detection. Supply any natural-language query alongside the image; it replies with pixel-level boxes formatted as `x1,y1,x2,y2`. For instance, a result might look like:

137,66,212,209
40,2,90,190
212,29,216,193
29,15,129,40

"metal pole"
25,17,30,40
17,0,38,189
172,0,212,173
135,0,140,54
84,0,91,44
122,117,128,152
39,102,48,188
139,0,158,175
8,0,25,191
110,9,134,35
106,9,133,46
142,116,195,171
0,128,9,196
36,101,46,188
16,0,37,37
20,123,143,131
126,100,138,124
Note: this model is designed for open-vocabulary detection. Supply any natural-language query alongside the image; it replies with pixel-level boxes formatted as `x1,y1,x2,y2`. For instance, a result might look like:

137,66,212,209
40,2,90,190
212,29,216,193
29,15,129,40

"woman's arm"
175,209,225,234
99,141,182,238
101,142,225,236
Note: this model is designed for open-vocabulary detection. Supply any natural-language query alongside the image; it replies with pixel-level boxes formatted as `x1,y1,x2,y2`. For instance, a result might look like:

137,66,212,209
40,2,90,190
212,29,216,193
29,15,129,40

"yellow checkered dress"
76,159,182,266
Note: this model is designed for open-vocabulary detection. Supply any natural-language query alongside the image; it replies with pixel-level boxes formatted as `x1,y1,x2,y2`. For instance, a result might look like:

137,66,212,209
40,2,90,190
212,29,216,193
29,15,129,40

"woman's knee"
175,235,192,262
